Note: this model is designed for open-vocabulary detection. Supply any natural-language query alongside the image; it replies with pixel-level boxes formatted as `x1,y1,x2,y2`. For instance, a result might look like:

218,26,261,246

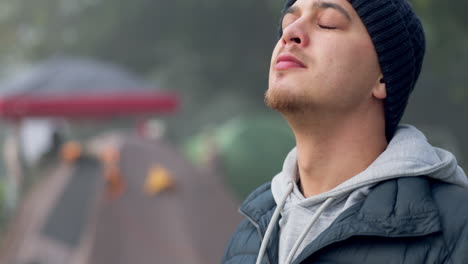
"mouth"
275,54,307,71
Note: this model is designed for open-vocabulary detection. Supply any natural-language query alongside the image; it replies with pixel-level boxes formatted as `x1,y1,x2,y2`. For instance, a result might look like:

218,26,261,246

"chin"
264,86,306,113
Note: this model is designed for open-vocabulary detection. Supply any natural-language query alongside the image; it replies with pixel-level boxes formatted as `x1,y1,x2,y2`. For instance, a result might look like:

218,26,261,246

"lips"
275,54,306,70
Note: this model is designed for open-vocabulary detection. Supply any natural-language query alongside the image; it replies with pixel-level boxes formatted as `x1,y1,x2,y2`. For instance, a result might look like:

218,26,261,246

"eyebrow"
284,1,352,22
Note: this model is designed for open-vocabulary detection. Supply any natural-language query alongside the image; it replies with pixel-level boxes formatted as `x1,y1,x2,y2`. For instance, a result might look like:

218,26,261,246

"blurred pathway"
0,135,242,264
0,159,101,264
89,137,241,264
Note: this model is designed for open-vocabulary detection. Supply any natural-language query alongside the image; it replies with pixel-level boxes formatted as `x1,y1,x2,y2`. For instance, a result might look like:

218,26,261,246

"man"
222,0,468,263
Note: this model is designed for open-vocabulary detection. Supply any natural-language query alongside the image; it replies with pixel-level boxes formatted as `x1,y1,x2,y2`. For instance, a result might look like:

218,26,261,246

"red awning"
0,91,179,119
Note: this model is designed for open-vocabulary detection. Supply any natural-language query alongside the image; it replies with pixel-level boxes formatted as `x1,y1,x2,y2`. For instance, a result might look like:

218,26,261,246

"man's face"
266,0,384,114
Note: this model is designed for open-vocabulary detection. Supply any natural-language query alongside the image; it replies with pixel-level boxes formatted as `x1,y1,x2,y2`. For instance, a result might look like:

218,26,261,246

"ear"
372,75,387,99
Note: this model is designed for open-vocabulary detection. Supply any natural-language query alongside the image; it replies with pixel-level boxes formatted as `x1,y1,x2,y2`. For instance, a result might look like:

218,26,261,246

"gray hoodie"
270,125,468,264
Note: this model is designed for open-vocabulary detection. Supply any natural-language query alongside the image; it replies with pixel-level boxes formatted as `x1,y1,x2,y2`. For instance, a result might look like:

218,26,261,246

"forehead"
288,0,353,11
286,0,354,21
278,0,367,37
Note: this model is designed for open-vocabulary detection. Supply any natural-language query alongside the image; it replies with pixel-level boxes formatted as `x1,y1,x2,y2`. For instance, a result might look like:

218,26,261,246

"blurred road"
0,136,241,264
42,158,100,249
89,137,241,264
0,160,99,264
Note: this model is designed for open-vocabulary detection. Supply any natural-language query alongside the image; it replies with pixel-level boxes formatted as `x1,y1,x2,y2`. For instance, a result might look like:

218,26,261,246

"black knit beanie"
278,0,425,141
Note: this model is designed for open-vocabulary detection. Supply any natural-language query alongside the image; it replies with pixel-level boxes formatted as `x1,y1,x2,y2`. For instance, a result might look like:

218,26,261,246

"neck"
282,105,387,197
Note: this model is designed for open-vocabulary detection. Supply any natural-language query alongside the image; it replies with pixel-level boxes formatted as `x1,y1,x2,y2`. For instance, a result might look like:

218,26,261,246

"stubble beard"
264,86,308,114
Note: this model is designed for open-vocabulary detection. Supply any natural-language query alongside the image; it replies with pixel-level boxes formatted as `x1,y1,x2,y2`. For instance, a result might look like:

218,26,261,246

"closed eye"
319,25,337,30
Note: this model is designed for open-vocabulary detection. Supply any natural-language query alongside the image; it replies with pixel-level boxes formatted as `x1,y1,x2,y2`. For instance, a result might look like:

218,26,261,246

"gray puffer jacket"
222,176,468,264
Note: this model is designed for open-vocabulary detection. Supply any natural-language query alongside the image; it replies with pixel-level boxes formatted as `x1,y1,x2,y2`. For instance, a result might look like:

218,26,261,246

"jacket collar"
240,177,441,263
239,182,277,225
240,177,441,235
355,176,441,236
293,177,442,263
240,177,443,263
239,182,279,264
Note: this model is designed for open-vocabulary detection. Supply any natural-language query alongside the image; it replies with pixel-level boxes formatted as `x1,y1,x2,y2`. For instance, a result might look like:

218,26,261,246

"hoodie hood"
269,124,468,263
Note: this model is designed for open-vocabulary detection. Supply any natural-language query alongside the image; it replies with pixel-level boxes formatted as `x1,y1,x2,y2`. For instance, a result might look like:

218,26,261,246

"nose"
281,18,310,48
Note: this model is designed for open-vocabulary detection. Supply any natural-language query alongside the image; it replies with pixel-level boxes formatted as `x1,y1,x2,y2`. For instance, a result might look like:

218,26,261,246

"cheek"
315,40,355,86
352,37,380,73
313,39,376,101
327,38,379,82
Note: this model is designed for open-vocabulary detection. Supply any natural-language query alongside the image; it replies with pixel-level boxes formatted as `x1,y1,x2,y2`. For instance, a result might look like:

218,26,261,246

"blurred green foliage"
184,114,295,198
220,115,294,198
0,0,466,198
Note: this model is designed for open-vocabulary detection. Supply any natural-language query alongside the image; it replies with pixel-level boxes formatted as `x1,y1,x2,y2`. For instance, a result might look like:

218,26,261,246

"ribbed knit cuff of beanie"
278,0,425,142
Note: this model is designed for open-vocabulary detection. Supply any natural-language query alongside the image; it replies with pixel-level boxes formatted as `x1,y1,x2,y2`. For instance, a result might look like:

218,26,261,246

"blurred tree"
405,0,468,167
184,114,295,199
0,0,284,140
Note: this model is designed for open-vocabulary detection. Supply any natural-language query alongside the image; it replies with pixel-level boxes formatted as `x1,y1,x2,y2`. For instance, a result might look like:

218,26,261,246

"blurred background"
0,0,466,263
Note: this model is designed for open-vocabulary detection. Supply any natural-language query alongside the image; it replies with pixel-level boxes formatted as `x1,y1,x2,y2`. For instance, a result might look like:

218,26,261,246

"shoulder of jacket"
431,180,468,257
431,180,468,213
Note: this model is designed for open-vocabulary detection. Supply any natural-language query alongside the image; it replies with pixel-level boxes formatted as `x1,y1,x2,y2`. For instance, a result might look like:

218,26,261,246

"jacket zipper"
239,209,272,264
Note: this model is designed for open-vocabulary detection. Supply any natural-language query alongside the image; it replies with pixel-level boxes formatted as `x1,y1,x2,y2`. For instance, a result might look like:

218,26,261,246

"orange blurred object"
99,147,120,166
144,165,174,196
104,165,126,200
61,141,82,162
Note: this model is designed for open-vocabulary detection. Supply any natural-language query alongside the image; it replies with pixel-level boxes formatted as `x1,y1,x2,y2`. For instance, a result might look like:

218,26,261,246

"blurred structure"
0,56,242,264
0,56,178,119
0,56,179,210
